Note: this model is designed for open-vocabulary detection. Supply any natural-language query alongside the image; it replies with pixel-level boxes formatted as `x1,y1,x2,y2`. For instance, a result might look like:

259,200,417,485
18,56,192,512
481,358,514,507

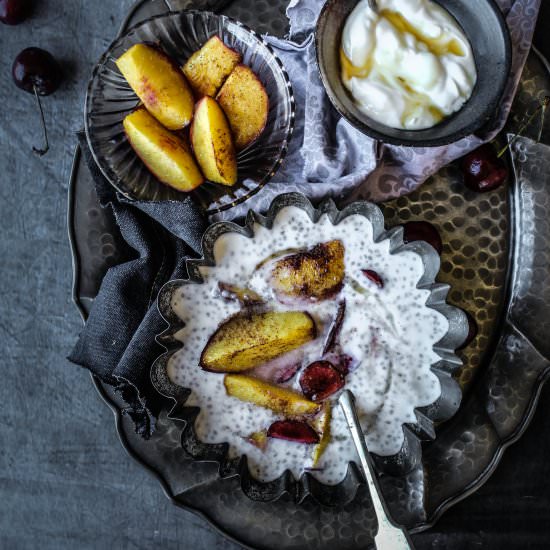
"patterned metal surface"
69,0,550,549
382,167,509,393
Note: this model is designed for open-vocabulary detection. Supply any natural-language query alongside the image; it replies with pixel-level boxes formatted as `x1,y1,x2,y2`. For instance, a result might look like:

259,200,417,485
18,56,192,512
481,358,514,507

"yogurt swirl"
341,0,477,130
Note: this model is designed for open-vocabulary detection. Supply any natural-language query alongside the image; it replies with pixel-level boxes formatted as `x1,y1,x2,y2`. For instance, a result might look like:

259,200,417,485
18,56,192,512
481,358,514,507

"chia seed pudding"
167,206,448,484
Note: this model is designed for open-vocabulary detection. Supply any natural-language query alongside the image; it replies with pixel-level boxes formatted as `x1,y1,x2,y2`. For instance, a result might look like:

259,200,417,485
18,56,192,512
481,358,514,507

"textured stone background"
1,1,549,548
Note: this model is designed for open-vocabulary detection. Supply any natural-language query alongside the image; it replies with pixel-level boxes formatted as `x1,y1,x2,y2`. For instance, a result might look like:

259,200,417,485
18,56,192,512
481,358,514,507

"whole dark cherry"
13,47,62,95
460,144,508,193
402,221,443,255
12,47,62,155
0,0,30,25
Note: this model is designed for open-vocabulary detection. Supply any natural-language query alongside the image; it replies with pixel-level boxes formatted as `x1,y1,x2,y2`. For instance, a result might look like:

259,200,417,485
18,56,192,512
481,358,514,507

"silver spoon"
339,390,415,550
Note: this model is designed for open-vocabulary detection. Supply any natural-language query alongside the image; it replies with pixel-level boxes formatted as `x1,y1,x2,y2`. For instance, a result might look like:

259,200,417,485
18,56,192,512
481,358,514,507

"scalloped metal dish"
68,0,550,548
151,192,469,505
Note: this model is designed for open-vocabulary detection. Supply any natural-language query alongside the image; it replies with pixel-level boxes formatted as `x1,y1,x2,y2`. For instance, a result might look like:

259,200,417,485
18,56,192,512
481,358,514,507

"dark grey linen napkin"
69,132,207,436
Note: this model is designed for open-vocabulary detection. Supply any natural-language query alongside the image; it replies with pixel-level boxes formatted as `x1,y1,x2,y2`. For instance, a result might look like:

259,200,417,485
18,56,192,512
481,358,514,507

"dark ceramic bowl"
315,0,512,147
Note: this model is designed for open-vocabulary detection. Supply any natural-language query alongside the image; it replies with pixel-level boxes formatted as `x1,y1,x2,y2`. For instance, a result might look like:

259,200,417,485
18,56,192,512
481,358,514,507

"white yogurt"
167,207,448,484
341,0,477,130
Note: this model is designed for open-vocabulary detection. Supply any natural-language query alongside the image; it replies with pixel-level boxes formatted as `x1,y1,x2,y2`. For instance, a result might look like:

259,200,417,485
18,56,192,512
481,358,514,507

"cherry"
13,47,62,95
12,48,62,156
361,269,384,289
323,352,355,375
300,361,345,402
402,221,443,255
459,96,549,194
457,310,478,351
460,144,507,193
0,0,30,25
267,420,319,444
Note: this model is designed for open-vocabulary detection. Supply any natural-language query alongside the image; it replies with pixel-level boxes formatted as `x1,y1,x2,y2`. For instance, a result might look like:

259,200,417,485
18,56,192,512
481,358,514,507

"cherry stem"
496,96,550,159
32,85,49,156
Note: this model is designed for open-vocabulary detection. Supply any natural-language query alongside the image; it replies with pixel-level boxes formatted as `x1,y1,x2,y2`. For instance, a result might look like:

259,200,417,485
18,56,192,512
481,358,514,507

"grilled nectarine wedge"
116,43,194,130
224,375,320,416
216,64,269,150
190,97,237,186
200,311,316,372
312,402,332,466
271,240,345,301
182,35,241,97
123,108,204,192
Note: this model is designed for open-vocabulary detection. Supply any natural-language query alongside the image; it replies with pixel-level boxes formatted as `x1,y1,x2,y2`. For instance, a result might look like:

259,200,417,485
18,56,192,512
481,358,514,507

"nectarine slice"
270,240,346,301
123,108,204,192
190,97,237,186
182,35,241,97
200,311,316,372
224,375,321,416
116,43,194,130
312,402,332,466
216,64,269,150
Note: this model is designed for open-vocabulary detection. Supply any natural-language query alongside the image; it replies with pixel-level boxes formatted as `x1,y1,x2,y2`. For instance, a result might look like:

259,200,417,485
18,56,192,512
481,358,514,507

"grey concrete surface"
0,1,549,549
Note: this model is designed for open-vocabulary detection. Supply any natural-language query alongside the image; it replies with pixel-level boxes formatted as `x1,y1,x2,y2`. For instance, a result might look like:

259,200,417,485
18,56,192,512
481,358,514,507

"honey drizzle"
341,7,463,127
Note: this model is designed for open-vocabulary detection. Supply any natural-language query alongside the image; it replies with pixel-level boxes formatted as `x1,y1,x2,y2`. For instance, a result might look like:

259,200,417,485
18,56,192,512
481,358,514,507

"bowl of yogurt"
152,193,469,505
316,0,511,146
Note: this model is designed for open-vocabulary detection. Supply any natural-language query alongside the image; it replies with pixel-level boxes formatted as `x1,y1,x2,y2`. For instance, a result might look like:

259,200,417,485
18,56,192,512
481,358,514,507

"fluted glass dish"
85,10,295,214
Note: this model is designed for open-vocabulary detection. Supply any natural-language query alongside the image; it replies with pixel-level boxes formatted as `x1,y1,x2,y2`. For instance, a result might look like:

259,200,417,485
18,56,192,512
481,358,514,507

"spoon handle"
338,390,415,550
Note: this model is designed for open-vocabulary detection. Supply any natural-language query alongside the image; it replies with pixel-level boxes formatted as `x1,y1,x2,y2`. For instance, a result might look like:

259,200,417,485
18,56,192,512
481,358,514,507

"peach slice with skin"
116,43,194,130
190,96,237,186
123,107,204,192
182,35,241,97
312,402,332,466
245,430,268,451
200,311,316,373
224,374,321,416
216,64,269,150
270,240,346,302
299,361,345,402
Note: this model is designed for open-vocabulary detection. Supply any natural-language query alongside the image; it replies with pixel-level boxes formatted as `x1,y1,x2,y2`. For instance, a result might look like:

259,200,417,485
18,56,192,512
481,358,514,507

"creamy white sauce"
341,0,477,130
167,207,447,484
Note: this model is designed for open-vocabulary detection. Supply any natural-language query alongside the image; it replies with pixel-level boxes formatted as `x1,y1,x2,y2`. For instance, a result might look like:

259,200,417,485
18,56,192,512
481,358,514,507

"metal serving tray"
68,0,550,547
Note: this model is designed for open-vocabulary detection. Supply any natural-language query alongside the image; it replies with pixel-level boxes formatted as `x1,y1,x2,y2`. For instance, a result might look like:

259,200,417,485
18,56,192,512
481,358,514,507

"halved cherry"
322,300,346,355
402,221,443,255
274,363,301,384
457,310,478,350
267,420,319,444
300,361,345,401
361,269,384,289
